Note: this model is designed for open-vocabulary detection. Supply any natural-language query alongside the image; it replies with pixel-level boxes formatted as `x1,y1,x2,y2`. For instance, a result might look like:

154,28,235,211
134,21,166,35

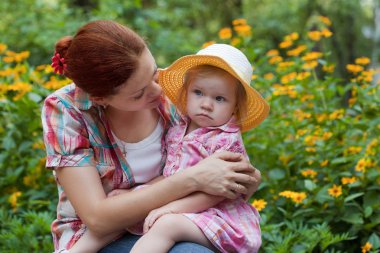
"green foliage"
0,208,54,252
1,2,380,253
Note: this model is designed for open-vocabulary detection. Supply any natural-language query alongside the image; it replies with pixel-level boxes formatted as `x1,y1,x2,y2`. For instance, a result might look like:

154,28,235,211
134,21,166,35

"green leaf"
368,232,380,248
268,168,285,180
344,192,364,203
304,179,316,191
341,211,364,225
364,206,373,218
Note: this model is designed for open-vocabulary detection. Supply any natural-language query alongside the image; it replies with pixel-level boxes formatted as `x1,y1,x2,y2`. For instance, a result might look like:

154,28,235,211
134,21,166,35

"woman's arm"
56,151,257,237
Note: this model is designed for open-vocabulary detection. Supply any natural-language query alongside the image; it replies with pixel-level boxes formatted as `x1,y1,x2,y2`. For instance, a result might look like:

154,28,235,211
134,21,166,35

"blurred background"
0,0,379,252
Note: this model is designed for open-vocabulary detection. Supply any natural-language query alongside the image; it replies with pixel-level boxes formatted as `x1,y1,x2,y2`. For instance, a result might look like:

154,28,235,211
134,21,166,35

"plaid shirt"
163,117,262,253
41,84,178,251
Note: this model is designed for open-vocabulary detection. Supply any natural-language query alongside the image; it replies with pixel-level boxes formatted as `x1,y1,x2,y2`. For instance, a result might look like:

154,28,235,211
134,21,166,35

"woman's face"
102,48,162,112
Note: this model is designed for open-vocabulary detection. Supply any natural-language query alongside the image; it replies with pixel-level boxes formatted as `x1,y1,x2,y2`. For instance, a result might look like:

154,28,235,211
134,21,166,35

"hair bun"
55,36,73,59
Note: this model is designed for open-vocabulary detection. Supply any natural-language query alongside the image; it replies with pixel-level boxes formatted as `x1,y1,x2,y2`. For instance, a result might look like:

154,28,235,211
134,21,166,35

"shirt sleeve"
41,95,95,169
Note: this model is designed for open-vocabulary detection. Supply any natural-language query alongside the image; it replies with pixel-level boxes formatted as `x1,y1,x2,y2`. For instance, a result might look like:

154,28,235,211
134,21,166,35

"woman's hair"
54,20,146,97
179,65,247,126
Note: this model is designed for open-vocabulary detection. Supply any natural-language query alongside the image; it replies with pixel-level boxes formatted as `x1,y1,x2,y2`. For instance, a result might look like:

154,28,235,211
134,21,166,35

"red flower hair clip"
51,52,67,75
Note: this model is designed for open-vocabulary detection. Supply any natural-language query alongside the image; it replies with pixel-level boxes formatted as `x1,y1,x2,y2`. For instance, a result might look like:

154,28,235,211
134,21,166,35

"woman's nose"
148,81,162,97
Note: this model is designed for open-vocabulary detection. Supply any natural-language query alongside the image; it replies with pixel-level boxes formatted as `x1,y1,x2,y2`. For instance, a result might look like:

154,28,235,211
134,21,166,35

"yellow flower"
268,56,283,65
302,52,323,61
230,37,241,46
297,72,311,81
302,61,318,70
322,132,333,140
232,18,247,26
292,192,307,204
301,169,317,178
281,72,297,84
361,242,372,253
306,147,316,152
8,191,22,209
251,74,258,80
234,25,252,37
294,109,311,122
287,45,307,57
345,146,362,155
32,141,45,150
355,158,372,172
320,160,329,167
0,43,7,54
346,64,364,74
318,16,332,26
366,139,378,156
279,191,307,204
251,199,267,211
321,29,333,38
44,76,71,90
279,154,292,165
279,40,293,48
284,32,299,41
202,41,216,48
329,109,345,120
323,64,335,73
341,177,357,185
328,184,342,197
308,31,322,41
264,73,274,80
355,57,371,65
219,27,232,40
266,49,279,57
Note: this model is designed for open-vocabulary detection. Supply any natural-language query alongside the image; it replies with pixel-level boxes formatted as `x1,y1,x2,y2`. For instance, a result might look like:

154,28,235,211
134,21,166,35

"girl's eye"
194,89,202,96
216,96,226,102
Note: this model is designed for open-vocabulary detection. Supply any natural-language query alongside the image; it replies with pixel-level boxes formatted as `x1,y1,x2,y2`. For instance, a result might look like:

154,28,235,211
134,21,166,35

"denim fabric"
98,233,213,253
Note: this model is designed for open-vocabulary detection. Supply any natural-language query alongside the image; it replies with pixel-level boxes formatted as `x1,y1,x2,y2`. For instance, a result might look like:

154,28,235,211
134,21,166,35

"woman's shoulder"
44,83,76,107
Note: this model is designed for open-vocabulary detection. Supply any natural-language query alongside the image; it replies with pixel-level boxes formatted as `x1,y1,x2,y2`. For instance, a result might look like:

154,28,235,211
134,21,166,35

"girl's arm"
56,151,257,237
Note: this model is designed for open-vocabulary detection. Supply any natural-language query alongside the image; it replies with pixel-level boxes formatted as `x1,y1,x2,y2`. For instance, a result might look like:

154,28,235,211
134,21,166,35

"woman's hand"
187,151,259,199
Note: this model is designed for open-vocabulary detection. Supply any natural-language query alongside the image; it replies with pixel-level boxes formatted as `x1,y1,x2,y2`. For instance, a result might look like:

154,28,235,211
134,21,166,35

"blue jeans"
98,233,214,253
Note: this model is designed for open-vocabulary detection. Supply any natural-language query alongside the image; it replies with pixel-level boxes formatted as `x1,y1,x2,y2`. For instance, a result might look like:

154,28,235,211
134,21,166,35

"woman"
42,20,260,252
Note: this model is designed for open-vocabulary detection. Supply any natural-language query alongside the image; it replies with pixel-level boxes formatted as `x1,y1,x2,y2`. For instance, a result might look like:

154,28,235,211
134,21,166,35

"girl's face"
99,48,162,112
186,73,237,130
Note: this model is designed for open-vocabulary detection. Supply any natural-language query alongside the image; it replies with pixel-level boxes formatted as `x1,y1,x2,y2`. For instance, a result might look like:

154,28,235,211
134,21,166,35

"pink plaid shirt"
41,84,179,251
163,117,262,253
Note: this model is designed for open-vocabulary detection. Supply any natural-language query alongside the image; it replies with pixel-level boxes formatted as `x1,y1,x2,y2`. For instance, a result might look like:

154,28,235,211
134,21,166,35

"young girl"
130,44,270,253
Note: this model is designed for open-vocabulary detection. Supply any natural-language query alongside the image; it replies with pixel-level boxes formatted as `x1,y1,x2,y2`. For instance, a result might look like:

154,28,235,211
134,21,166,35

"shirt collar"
72,84,95,110
181,115,240,133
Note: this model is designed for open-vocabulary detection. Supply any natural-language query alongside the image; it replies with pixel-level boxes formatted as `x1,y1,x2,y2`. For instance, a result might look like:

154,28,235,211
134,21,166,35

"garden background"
0,0,379,252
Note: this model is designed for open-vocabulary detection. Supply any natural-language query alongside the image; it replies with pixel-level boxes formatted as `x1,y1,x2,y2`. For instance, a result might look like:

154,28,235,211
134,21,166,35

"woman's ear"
89,96,108,108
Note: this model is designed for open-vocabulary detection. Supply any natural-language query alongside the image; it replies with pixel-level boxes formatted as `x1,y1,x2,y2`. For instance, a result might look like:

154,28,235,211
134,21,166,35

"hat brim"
159,55,270,132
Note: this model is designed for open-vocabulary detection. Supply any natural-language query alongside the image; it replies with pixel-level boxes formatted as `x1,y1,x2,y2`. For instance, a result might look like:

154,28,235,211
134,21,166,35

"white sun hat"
159,43,270,132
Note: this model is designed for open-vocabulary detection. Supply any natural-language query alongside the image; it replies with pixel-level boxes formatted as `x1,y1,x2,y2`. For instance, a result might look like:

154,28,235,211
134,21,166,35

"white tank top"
113,118,163,183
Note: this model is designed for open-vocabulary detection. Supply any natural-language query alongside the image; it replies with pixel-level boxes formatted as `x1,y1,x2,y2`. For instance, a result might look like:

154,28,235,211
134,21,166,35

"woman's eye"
194,90,202,96
134,90,145,100
216,96,225,102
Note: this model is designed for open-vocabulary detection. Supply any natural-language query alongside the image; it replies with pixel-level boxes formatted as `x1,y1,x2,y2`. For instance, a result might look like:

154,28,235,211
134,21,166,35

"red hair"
54,20,146,97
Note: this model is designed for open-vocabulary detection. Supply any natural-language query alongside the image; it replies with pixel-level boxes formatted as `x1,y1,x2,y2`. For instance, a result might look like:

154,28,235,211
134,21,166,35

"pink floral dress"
163,117,262,253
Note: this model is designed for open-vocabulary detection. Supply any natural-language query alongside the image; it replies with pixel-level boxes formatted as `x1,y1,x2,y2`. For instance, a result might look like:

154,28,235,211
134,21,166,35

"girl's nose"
200,97,213,111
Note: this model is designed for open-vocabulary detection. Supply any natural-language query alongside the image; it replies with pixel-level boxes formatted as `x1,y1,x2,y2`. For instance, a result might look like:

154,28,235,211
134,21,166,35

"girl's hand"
143,205,174,233
188,151,259,199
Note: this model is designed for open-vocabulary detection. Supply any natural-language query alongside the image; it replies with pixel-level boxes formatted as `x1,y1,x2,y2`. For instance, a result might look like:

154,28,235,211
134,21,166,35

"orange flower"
218,28,232,40
251,199,267,211
328,184,342,197
308,31,322,41
361,242,372,253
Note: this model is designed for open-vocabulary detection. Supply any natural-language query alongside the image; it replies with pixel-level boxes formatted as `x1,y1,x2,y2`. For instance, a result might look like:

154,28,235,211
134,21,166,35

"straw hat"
159,43,270,132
